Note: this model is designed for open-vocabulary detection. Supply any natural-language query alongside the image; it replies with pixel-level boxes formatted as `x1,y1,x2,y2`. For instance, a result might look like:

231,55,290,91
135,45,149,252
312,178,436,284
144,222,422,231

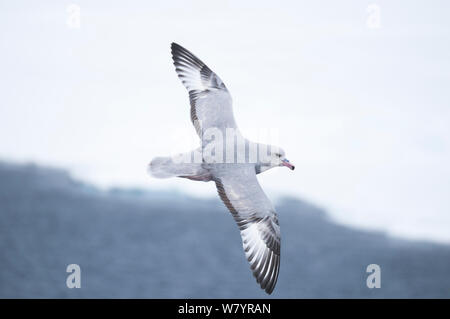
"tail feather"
148,152,210,181
148,156,179,179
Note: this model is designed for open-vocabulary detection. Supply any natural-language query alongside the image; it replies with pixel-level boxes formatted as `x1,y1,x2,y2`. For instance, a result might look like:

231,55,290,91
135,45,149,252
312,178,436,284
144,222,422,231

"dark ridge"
0,161,449,298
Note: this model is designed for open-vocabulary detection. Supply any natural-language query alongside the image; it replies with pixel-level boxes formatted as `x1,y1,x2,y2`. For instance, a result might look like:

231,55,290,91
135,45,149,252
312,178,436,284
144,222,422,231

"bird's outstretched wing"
171,43,237,136
213,165,281,294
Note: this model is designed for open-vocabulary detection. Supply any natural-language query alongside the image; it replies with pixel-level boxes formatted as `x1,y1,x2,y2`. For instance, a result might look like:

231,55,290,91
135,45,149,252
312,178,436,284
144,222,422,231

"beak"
281,159,295,170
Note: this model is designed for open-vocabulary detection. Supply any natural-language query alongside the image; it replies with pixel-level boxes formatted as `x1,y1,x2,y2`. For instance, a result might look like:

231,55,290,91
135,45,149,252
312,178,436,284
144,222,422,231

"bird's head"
272,147,295,171
257,146,295,173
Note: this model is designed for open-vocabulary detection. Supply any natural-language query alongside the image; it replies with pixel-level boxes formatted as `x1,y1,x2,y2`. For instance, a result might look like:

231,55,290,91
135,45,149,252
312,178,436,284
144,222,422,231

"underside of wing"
171,42,227,93
171,43,236,136
213,166,281,294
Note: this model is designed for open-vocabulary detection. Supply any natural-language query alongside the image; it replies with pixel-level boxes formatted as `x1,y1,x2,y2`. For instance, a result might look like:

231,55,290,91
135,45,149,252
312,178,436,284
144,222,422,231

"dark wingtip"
171,42,186,54
265,287,274,295
170,43,184,67
170,42,179,55
171,42,181,55
170,42,193,65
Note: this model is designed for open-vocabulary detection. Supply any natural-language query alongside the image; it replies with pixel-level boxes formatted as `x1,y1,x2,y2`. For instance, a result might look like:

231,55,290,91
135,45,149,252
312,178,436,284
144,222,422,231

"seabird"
149,43,295,294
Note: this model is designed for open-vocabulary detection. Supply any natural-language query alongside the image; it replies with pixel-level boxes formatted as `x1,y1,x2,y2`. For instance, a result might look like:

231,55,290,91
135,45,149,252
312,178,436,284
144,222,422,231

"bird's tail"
148,156,179,179
148,151,210,181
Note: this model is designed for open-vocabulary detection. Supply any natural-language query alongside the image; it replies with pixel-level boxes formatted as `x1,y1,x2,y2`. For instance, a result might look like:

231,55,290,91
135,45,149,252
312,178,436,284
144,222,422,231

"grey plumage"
149,43,293,294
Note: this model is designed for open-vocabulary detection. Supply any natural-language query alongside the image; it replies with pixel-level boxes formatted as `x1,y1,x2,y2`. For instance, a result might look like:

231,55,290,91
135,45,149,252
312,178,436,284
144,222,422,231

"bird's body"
149,43,294,294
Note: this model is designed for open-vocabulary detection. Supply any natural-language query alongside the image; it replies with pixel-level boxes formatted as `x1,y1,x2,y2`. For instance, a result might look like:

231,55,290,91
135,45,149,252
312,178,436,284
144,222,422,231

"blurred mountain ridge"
0,161,449,298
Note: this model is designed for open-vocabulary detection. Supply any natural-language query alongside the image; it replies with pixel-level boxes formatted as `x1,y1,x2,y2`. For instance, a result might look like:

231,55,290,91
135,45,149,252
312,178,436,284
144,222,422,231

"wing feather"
171,43,236,136
214,167,281,294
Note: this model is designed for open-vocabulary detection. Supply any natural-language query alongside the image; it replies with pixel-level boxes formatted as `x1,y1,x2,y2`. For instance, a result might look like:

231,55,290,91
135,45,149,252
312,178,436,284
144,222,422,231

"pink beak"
281,159,295,170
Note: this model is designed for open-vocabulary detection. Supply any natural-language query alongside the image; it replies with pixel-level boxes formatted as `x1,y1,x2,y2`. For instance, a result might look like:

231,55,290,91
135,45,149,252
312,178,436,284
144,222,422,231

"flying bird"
149,43,295,294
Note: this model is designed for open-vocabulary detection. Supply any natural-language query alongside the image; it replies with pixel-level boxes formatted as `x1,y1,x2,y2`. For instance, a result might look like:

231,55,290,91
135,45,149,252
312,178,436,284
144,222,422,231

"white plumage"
149,43,295,294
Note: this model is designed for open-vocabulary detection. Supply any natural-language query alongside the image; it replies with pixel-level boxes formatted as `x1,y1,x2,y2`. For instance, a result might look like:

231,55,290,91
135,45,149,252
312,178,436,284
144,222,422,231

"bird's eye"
275,153,281,158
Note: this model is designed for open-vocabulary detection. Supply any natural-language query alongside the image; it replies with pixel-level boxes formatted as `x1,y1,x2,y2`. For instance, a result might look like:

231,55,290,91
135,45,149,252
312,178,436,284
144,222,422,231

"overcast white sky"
1,0,450,243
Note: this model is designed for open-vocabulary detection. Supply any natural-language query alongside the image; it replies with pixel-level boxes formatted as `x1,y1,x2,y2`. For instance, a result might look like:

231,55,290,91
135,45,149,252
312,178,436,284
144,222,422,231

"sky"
1,0,450,243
